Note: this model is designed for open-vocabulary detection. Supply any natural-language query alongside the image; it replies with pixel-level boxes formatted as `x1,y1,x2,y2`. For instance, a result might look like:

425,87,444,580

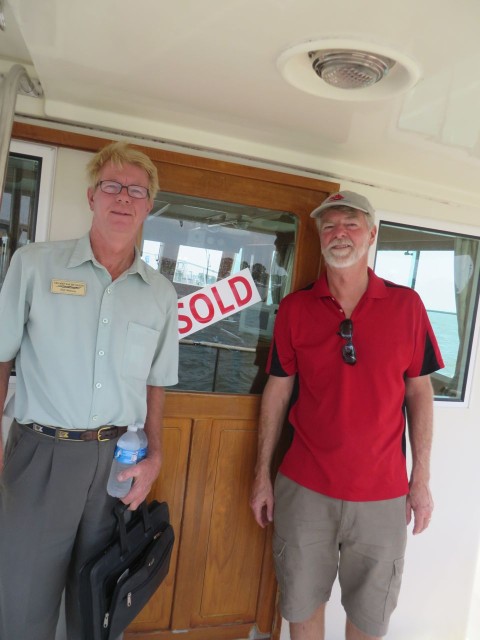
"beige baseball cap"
310,190,375,219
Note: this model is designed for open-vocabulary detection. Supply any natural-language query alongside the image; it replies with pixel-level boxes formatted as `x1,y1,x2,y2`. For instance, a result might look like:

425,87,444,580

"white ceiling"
3,0,480,207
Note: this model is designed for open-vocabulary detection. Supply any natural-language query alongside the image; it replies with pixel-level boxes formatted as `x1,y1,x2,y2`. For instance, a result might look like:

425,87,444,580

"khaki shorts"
273,473,407,637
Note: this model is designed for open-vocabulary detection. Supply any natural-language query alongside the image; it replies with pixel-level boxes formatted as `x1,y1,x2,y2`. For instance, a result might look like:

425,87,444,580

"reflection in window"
141,239,164,270
0,153,42,288
375,221,480,401
141,192,297,395
173,246,223,286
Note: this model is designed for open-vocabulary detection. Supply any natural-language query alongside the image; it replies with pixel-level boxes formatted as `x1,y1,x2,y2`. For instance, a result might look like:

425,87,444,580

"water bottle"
107,424,141,498
136,423,148,462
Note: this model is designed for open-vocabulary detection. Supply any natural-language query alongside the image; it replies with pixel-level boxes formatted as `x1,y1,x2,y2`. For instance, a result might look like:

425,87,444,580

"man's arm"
0,360,14,472
120,385,165,510
250,374,295,527
405,374,434,535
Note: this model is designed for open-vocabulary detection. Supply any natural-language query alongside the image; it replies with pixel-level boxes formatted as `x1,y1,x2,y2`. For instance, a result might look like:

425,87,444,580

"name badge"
50,279,87,296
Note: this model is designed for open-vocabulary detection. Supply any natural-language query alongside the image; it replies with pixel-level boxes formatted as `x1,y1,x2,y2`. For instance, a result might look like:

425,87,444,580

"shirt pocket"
123,322,160,381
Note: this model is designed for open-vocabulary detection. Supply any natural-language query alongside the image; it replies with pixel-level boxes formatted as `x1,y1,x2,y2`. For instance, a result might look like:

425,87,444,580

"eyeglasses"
96,180,150,199
338,319,357,365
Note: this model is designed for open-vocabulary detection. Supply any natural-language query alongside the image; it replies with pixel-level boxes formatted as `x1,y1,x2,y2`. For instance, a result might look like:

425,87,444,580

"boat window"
0,141,56,290
375,221,480,402
141,192,297,394
0,154,42,287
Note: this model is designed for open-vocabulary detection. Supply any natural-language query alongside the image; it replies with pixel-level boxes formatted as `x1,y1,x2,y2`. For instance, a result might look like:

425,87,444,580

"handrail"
179,338,259,392
180,338,256,353
0,64,42,209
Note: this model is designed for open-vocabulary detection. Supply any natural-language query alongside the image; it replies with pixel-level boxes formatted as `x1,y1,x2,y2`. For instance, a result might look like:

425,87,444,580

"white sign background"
177,268,262,338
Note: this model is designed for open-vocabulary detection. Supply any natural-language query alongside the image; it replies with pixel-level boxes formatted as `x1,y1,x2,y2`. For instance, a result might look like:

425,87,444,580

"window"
0,141,56,289
374,221,480,402
141,192,297,394
0,141,56,382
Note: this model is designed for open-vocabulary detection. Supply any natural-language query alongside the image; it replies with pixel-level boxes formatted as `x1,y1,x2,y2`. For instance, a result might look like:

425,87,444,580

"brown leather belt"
24,422,128,442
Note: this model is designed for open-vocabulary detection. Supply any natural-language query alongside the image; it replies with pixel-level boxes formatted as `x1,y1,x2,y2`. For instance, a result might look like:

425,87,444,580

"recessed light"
277,39,421,101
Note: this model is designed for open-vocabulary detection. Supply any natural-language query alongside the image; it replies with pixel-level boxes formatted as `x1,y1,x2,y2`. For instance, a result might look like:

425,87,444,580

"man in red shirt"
250,191,443,640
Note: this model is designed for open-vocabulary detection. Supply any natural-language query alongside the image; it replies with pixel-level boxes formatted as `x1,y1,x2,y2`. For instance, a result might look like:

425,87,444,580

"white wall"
48,147,93,240
7,138,480,639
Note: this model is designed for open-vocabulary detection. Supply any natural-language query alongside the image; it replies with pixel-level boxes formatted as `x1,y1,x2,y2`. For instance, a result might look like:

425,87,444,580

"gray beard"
322,242,370,268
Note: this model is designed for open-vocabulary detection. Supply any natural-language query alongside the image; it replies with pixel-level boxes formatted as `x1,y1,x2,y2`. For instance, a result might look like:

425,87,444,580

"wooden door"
11,122,338,640
161,395,274,640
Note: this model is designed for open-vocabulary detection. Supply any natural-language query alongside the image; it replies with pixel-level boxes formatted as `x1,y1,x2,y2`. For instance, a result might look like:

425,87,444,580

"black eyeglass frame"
338,319,357,365
96,180,150,200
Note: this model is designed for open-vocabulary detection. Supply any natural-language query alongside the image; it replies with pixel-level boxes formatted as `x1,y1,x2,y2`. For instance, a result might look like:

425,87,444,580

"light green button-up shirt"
0,234,179,428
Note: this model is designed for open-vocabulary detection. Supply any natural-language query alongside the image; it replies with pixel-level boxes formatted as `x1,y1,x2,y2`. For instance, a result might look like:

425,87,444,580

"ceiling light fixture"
277,39,421,101
309,49,395,90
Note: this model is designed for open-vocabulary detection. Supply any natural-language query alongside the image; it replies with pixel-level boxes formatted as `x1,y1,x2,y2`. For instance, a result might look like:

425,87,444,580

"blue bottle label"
114,447,138,464
137,447,147,461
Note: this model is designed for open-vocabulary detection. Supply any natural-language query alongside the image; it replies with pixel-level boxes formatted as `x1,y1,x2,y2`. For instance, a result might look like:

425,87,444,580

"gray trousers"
0,421,121,640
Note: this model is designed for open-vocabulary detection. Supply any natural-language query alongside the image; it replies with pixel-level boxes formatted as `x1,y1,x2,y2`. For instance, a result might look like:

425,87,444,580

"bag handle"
113,500,153,555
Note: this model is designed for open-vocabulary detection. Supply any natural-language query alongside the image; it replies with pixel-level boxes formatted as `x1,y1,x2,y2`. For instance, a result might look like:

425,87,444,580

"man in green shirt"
0,141,179,640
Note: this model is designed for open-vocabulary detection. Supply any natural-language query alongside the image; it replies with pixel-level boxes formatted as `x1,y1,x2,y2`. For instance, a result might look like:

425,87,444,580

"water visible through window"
375,221,480,401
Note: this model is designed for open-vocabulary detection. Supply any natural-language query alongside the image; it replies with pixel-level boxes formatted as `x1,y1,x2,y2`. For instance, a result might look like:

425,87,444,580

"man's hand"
250,474,274,528
406,480,434,535
118,455,161,511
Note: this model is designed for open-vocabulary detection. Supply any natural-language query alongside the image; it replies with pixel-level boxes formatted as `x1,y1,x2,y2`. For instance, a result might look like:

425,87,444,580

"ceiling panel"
2,0,480,206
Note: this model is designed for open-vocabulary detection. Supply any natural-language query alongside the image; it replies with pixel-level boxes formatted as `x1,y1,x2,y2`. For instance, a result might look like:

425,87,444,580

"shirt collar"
313,267,389,299
67,233,153,285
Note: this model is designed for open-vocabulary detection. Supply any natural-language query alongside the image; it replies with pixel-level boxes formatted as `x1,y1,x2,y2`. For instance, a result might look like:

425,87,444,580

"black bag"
79,500,174,640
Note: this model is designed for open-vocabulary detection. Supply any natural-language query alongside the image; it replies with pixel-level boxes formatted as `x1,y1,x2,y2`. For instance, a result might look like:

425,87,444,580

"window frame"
9,139,57,242
370,209,480,408
5,140,56,385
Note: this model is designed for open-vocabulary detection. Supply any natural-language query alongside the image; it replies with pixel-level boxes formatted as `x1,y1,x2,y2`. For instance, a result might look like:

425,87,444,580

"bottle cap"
127,424,138,432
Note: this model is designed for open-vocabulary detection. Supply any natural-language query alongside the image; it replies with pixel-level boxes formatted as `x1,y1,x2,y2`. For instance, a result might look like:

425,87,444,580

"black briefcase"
79,500,174,640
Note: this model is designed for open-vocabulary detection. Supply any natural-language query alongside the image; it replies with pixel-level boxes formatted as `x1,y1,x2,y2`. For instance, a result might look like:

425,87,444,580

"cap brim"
310,202,372,218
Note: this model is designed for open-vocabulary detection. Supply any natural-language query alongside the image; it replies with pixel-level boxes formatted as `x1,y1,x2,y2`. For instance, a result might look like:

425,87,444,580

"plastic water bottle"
136,423,148,462
107,424,141,498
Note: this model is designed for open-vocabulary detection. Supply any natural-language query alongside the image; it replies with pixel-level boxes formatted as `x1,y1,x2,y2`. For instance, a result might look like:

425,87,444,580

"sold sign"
178,268,261,338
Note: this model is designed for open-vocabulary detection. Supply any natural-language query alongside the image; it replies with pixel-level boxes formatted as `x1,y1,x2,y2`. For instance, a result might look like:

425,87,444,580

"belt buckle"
97,426,112,442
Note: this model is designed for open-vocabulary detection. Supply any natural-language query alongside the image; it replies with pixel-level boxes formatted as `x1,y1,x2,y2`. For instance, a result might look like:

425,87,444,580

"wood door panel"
172,415,269,631
199,427,262,621
129,418,192,631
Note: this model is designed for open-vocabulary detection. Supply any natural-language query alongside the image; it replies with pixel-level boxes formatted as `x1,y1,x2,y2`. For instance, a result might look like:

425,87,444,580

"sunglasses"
338,319,357,365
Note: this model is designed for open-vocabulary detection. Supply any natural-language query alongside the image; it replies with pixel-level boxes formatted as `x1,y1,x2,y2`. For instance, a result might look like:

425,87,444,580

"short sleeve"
266,295,298,377
0,248,31,361
405,293,444,377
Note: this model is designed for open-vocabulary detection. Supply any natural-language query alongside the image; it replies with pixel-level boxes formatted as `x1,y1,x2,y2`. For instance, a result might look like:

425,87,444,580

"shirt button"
95,382,102,389
107,288,112,294
92,415,98,421
102,318,109,324
98,350,105,356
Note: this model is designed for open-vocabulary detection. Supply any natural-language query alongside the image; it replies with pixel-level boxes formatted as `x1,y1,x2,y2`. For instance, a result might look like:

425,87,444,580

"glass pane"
0,153,42,288
141,192,297,395
374,221,480,402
